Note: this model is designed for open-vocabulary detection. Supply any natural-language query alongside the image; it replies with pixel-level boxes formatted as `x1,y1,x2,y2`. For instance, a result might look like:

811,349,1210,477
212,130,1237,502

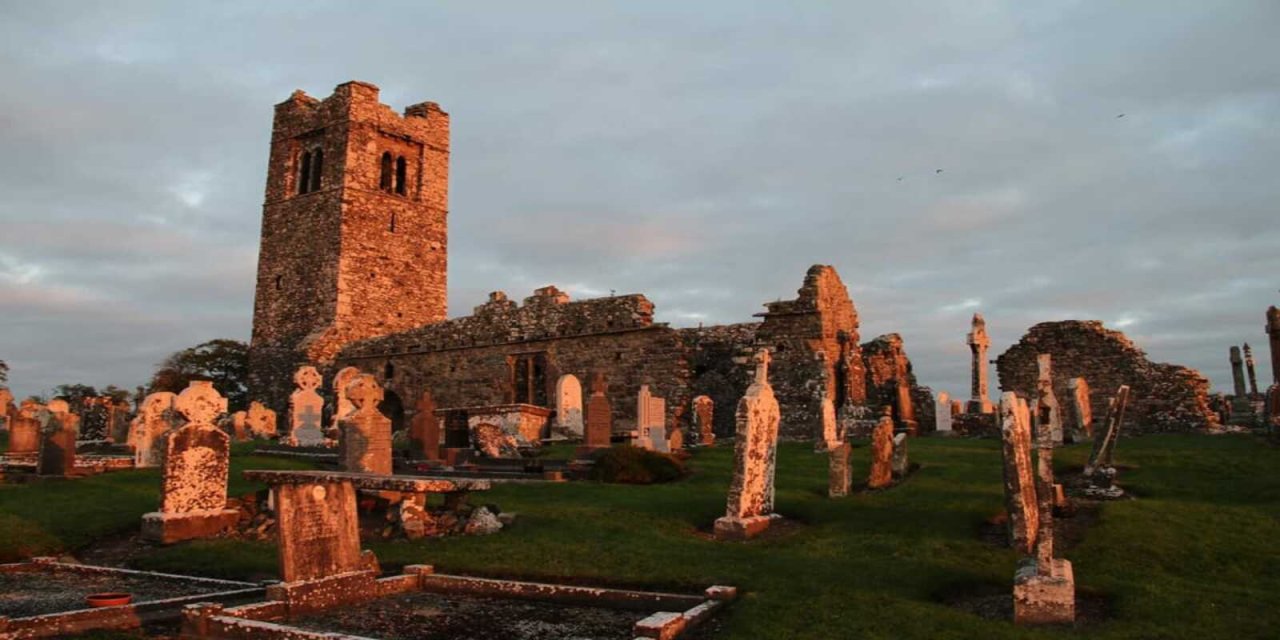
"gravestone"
107,399,132,444
828,442,852,498
1067,377,1092,443
8,399,42,455
894,378,918,435
229,411,249,441
337,374,392,475
0,387,13,431
583,373,613,450
1084,385,1131,495
141,381,238,544
290,366,326,447
1266,384,1280,430
714,349,781,540
891,432,909,476
1000,392,1039,555
275,480,362,582
129,392,178,468
668,426,684,451
554,374,584,437
636,385,668,452
37,399,80,477
817,390,839,451
409,389,440,460
1015,356,1075,625
868,410,894,489
693,395,715,446
950,399,963,417
331,366,361,431
246,401,277,439
935,391,953,433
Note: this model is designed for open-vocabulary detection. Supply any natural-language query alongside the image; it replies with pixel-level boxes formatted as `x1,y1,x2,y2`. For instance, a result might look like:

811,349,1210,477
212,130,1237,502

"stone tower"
248,81,450,410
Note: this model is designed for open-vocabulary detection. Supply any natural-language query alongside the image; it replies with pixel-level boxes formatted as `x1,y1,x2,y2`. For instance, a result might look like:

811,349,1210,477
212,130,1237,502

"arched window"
389,212,397,233
309,149,323,192
298,151,312,195
394,156,407,195
379,152,393,192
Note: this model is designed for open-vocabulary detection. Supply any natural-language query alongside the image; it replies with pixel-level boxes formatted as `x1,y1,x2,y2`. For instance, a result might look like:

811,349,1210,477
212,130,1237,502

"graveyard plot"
0,559,263,638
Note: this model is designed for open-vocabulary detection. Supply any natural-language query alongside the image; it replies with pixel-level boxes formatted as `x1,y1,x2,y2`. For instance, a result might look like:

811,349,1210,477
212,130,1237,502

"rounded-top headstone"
294,365,323,391
177,381,227,425
142,392,178,420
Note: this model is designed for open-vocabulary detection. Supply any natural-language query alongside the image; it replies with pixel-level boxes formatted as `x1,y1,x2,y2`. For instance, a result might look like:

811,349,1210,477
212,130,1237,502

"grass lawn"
3,435,1279,638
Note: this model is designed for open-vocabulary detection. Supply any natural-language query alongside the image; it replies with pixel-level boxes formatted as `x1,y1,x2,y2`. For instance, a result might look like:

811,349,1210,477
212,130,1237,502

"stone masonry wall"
996,320,1217,432
679,323,758,438
335,288,690,434
861,333,934,432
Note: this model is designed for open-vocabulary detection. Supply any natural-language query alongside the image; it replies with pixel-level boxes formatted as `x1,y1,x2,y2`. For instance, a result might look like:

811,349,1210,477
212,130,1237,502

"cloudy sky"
1,1,1277,401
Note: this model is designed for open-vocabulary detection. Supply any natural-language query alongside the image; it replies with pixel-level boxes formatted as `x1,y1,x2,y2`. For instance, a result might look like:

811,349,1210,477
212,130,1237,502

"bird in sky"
936,168,944,174
1117,113,1126,118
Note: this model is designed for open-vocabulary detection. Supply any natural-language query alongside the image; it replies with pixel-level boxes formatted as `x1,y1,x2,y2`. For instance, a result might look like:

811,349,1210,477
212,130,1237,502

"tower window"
298,151,312,195
309,149,323,192
395,156,407,195
389,212,397,233
384,362,395,379
379,152,393,192
275,275,282,290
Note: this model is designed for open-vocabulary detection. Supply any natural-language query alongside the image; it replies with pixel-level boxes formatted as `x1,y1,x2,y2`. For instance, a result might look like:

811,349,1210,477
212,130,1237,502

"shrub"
587,445,685,484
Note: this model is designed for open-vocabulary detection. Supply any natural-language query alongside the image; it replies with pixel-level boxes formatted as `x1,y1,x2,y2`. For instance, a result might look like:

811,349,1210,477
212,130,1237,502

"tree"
0,358,8,384
53,383,100,408
149,339,250,410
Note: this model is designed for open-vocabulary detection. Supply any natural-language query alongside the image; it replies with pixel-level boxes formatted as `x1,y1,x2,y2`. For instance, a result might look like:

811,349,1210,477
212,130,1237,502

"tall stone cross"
1267,306,1280,386
1229,346,1247,398
966,313,992,413
1243,343,1259,397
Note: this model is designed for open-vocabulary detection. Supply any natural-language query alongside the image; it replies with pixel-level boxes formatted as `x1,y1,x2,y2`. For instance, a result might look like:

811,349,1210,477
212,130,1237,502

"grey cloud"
1,1,1277,401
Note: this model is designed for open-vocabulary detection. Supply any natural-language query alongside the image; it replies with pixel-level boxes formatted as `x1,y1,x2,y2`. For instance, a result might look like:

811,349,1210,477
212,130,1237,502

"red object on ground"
85,592,133,607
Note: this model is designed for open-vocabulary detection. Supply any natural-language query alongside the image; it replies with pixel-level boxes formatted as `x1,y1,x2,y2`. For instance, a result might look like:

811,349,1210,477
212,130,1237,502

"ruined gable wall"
996,320,1217,432
753,265,864,439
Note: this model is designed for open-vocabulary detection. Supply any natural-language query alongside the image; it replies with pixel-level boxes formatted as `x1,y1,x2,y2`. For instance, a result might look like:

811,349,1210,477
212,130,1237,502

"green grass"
4,435,1279,638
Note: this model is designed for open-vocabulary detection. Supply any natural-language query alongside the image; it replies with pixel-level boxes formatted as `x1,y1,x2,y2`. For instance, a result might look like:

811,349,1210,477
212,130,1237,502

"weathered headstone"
950,399,963,417
330,366,361,431
1265,384,1280,430
693,395,715,446
246,401,277,439
1243,343,1260,397
7,399,42,455
894,378,918,435
472,422,520,458
828,442,852,498
668,426,684,451
229,411,249,441
141,381,238,544
935,391,953,432
817,390,839,451
290,366,326,447
274,480,362,583
1083,385,1131,496
1015,355,1075,625
37,399,80,477
0,387,13,432
1033,354,1062,446
868,410,894,489
554,374,584,437
967,313,993,413
891,432,909,476
714,349,781,540
583,373,612,450
107,399,132,444
635,385,668,452
337,374,392,475
1229,346,1247,397
1268,306,1280,386
1067,377,1092,443
128,392,178,468
1000,393,1038,555
409,388,439,460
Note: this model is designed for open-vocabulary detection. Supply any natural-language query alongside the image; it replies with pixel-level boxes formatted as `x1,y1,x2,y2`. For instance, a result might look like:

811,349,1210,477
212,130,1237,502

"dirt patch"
977,498,1100,551
293,591,646,639
0,568,239,618
74,531,153,568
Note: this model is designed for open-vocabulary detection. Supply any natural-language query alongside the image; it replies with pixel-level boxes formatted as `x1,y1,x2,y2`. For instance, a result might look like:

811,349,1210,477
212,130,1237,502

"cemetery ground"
2,436,1277,639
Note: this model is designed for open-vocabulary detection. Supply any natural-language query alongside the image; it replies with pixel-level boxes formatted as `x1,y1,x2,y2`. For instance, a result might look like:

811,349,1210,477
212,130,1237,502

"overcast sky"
1,1,1277,402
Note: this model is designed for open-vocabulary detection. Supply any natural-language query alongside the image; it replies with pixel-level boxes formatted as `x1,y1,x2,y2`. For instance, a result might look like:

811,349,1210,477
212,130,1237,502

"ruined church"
247,81,934,441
